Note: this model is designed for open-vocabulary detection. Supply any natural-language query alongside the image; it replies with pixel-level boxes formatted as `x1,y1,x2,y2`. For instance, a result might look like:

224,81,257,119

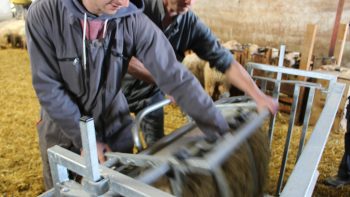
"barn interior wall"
192,0,350,67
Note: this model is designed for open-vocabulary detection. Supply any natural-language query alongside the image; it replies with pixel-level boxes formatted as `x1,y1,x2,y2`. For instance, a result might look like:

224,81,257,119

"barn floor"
0,49,349,196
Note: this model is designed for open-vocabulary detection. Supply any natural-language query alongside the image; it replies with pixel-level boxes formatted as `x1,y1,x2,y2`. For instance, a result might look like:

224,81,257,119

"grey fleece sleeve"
26,6,83,149
188,13,234,73
133,14,230,140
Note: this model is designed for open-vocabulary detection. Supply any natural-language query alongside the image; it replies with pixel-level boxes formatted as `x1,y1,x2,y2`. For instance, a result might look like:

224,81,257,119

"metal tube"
101,166,175,197
132,99,172,152
247,63,337,82
137,163,171,185
253,76,323,89
80,116,101,181
141,122,196,155
212,167,232,197
48,146,87,177
276,85,300,195
296,87,316,161
207,108,270,169
268,45,286,147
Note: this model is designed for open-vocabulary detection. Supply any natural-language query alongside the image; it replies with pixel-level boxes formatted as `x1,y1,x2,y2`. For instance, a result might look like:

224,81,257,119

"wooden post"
296,24,317,124
329,0,345,57
334,23,349,66
299,24,317,76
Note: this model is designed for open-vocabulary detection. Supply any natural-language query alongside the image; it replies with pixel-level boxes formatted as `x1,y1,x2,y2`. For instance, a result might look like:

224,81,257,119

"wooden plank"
329,0,346,57
334,23,349,66
296,24,317,124
299,24,317,77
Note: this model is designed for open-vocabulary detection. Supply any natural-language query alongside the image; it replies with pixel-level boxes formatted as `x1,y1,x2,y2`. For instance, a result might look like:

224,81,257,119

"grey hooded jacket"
26,0,230,151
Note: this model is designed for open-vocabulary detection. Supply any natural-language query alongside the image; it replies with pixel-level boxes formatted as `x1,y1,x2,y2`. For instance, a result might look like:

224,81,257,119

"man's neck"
162,0,177,29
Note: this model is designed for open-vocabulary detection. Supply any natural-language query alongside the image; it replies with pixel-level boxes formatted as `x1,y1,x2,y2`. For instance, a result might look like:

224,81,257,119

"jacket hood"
61,0,144,20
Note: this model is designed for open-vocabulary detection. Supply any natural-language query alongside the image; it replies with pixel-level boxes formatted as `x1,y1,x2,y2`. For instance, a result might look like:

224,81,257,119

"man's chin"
104,9,119,15
178,7,190,14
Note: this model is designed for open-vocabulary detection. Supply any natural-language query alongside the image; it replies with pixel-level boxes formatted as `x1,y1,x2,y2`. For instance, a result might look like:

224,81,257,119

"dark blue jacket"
123,0,234,108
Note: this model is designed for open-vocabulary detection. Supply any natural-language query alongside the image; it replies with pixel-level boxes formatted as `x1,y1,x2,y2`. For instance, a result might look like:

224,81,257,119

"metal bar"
132,99,172,152
281,83,345,196
253,76,323,89
37,189,55,197
103,157,119,168
101,166,175,197
247,63,338,82
212,167,232,197
137,163,171,185
215,101,256,109
268,45,286,146
171,168,185,197
142,122,196,155
276,85,300,195
80,116,101,181
214,95,251,104
47,150,69,197
48,146,87,177
296,87,316,161
261,78,267,93
207,109,270,169
105,152,166,167
47,145,89,196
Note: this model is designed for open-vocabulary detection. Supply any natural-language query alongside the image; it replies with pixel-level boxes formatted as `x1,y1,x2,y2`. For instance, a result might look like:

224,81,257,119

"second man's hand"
81,142,112,164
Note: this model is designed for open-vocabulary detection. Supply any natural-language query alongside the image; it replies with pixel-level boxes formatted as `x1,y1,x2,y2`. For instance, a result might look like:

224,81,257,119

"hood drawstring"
103,19,108,38
82,13,87,71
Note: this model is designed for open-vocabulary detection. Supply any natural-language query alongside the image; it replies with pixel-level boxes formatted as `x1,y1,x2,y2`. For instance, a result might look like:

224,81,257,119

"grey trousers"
337,97,350,179
37,110,78,190
37,109,133,190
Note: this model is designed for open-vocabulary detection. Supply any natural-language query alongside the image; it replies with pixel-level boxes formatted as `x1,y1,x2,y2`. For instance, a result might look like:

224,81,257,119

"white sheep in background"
283,51,301,68
222,39,242,52
203,40,242,100
0,19,26,48
182,53,207,87
203,62,230,100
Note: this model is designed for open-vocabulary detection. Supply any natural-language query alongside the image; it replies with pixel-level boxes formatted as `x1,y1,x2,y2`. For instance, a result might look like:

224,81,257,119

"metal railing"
246,62,344,196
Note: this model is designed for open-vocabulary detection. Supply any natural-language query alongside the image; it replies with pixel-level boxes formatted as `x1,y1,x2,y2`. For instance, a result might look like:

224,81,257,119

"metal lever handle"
132,98,172,152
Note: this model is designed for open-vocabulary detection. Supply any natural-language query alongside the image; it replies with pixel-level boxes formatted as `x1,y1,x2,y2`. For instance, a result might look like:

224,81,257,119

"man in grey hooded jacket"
26,0,236,190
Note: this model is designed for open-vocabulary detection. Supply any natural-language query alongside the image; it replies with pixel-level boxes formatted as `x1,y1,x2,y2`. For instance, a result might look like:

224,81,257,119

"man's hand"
80,142,112,164
166,94,176,104
255,93,279,115
225,60,278,115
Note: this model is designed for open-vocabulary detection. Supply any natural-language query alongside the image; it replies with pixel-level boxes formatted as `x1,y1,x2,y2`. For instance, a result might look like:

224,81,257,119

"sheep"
182,53,207,87
0,19,26,49
203,62,230,100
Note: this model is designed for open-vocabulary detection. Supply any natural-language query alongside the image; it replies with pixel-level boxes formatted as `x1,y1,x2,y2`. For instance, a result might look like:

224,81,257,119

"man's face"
165,0,197,14
83,0,129,15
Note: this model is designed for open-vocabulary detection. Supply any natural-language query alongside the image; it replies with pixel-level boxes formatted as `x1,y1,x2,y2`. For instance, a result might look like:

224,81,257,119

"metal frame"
280,83,345,196
40,60,344,197
41,101,269,197
246,62,344,196
41,117,174,197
